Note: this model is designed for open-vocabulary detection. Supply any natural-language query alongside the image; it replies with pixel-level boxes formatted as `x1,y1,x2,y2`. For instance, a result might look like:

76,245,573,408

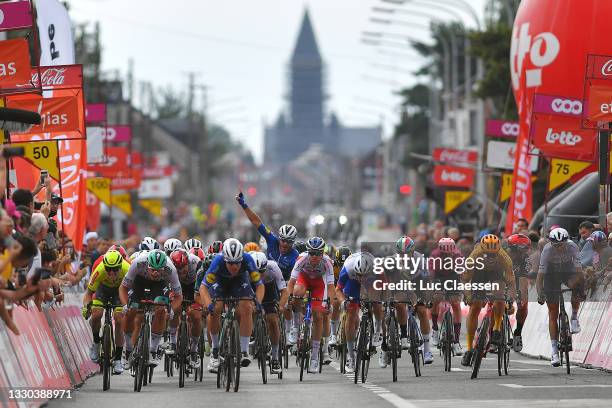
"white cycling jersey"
262,260,287,291
290,252,334,284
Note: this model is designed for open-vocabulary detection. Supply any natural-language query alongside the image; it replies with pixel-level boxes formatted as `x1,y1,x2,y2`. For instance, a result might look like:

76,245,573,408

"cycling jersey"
428,248,463,279
122,252,182,295
257,223,299,279
507,248,531,278
290,253,334,284
201,253,262,299
177,253,201,284
466,243,513,283
259,260,286,291
538,241,581,274
87,259,130,291
579,239,612,269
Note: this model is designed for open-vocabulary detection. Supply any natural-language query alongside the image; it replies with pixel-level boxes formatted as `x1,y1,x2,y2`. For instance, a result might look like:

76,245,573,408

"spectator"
514,218,529,233
11,189,34,212
607,212,612,233
578,220,595,249
81,231,99,270
21,213,48,280
447,227,460,241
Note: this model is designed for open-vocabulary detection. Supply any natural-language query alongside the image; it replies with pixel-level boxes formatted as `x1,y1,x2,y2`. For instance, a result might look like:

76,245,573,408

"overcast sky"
69,0,485,163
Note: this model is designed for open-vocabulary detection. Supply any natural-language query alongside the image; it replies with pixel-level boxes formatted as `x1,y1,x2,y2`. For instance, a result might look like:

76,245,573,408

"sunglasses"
107,267,120,273
280,239,295,245
225,259,242,265
308,250,323,256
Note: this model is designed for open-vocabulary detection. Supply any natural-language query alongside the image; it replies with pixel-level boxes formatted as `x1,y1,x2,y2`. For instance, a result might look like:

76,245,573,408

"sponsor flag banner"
10,140,59,181
139,177,173,199
36,0,75,66
22,64,83,90
585,83,612,123
86,127,105,164
139,199,162,218
0,0,33,31
444,191,473,214
87,125,132,143
0,38,33,91
433,165,475,188
531,113,597,161
86,177,111,206
111,172,141,191
85,190,101,232
485,119,519,138
486,140,539,171
85,103,106,123
533,94,583,117
548,158,592,191
432,147,478,164
6,89,85,138
111,192,132,215
143,165,175,179
88,146,129,176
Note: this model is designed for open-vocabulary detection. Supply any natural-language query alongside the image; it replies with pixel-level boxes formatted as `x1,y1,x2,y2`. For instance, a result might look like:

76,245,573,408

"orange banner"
88,146,130,177
0,38,32,90
86,191,101,232
6,89,85,138
586,83,612,122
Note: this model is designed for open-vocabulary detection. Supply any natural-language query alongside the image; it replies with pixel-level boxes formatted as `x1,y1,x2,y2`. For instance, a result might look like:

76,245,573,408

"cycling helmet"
335,246,352,266
103,250,123,269
347,253,373,279
438,237,456,253
293,240,307,253
278,224,297,241
164,238,183,254
250,251,268,270
109,244,128,260
222,238,243,262
184,238,202,251
396,236,415,254
140,236,159,251
189,247,205,261
549,227,569,243
147,249,167,269
507,233,531,249
324,244,336,257
306,236,325,253
244,242,261,252
170,249,188,268
481,234,501,253
591,230,606,243
129,251,141,262
208,240,223,254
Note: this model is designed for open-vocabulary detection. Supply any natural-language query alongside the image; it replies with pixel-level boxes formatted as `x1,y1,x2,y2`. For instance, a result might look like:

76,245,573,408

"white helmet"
129,250,141,262
348,252,373,280
184,238,203,251
164,238,183,254
278,224,297,241
140,236,159,251
250,251,268,270
549,227,569,243
222,238,244,262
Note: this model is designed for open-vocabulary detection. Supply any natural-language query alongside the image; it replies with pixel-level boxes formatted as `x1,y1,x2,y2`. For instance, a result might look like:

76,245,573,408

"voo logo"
545,129,582,146
501,122,519,136
510,22,560,89
551,99,582,114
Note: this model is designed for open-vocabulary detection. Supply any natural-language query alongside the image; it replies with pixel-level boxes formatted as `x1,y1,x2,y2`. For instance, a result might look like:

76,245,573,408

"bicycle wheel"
178,318,188,388
102,323,112,391
471,317,489,380
443,311,453,372
497,317,505,376
361,316,373,383
299,323,310,381
388,317,398,382
132,343,140,392
231,319,241,392
140,323,150,390
409,318,421,377
217,324,227,389
339,314,347,374
255,316,268,384
197,329,205,382
503,314,511,375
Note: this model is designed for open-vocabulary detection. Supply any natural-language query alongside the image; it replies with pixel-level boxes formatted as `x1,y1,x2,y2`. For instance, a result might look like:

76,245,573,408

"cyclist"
461,234,515,367
199,238,264,372
506,233,532,352
285,237,334,372
394,236,434,364
235,191,299,345
428,237,464,356
119,250,183,367
91,244,129,270
335,252,375,373
207,240,223,255
244,242,261,252
580,230,610,270
250,251,288,372
536,227,584,367
184,238,203,252
82,250,130,374
294,241,307,254
139,236,160,251
189,247,206,261
164,238,183,255
167,249,203,369
329,246,352,347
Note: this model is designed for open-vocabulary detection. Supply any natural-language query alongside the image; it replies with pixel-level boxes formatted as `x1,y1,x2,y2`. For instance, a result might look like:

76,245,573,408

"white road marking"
500,384,612,389
450,367,539,372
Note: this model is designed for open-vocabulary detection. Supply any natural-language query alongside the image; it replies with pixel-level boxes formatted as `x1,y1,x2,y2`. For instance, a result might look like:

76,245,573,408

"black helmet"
293,240,307,253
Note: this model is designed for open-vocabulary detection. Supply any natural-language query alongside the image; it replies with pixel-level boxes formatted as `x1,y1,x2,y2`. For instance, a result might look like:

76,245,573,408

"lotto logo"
545,128,582,146
441,170,466,182
551,99,582,114
510,22,560,89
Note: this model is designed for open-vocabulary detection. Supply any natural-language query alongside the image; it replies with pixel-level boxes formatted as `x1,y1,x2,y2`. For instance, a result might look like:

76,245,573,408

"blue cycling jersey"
337,267,361,301
257,223,299,279
200,253,262,289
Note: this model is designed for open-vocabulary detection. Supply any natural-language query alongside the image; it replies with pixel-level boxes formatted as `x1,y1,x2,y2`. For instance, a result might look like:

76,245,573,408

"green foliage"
153,86,187,120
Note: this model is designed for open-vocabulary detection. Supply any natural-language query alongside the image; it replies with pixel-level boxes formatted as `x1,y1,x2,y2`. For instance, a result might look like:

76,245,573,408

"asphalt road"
49,346,612,408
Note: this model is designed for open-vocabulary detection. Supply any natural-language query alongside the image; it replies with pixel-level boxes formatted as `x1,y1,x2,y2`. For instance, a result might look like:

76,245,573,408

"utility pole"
198,85,209,205
186,72,201,201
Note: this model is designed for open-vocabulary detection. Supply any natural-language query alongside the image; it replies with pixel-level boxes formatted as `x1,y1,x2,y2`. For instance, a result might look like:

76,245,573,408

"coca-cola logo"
440,150,469,162
502,122,520,136
601,59,612,76
551,98,582,114
441,170,467,182
545,128,582,145
31,68,66,87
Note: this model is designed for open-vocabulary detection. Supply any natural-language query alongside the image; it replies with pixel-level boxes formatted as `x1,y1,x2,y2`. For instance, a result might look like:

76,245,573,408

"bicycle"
556,288,574,374
216,297,251,392
497,292,514,376
264,300,284,380
405,300,423,378
383,298,401,382
194,322,206,382
253,305,270,384
435,291,455,372
292,294,327,381
131,299,167,392
96,301,122,391
335,308,348,374
177,300,194,388
354,299,378,384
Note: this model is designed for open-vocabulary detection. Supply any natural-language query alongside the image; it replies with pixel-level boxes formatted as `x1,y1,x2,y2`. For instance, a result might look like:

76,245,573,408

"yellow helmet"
481,234,501,254
103,250,123,269
244,242,261,252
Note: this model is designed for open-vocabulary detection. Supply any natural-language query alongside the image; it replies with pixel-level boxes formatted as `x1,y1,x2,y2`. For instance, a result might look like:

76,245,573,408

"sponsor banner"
22,64,83,90
581,286,612,368
531,114,597,160
10,140,60,181
139,199,163,217
486,140,539,171
88,146,129,176
85,103,106,123
112,192,132,215
0,320,29,407
86,177,111,206
485,119,519,138
0,0,33,31
433,165,475,188
548,158,593,191
586,83,612,122
148,151,170,167
432,147,478,164
586,54,612,81
111,171,141,190
500,173,513,202
533,94,583,116
6,89,85,137
444,191,472,214
87,125,131,143
139,177,173,199
36,0,75,66
85,190,101,233
142,165,175,179
44,308,81,386
86,127,105,164
0,38,33,90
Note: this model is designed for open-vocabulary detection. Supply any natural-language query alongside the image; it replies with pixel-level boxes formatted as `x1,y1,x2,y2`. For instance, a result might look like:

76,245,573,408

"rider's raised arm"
235,191,263,229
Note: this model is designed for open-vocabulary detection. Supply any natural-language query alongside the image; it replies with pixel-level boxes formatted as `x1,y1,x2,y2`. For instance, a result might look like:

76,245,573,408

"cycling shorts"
296,273,327,311
180,281,197,302
260,281,279,314
543,262,581,300
209,275,255,300
128,276,169,308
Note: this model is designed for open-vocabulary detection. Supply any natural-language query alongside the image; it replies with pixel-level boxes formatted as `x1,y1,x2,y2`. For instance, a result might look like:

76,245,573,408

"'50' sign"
511,22,560,90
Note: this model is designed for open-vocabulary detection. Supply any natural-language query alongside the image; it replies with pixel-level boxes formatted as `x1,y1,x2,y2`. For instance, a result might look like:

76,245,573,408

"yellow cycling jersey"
465,243,514,283
333,264,341,281
87,259,130,291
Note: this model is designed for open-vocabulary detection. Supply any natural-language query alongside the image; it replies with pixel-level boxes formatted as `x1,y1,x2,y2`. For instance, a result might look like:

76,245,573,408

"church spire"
291,8,322,64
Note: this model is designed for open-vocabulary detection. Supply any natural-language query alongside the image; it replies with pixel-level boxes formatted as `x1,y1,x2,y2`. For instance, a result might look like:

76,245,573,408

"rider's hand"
507,301,516,315
255,301,263,314
235,191,248,209
537,293,546,305
340,300,349,312
207,303,215,314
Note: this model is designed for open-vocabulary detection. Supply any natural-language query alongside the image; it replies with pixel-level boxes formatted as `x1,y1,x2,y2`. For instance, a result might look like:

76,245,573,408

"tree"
153,86,187,120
